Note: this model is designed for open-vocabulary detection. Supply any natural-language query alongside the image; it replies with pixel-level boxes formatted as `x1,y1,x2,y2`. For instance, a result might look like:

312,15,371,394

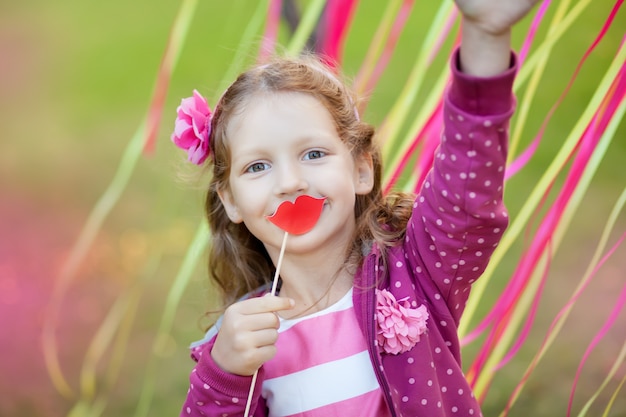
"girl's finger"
247,311,281,331
237,295,295,315
252,328,281,348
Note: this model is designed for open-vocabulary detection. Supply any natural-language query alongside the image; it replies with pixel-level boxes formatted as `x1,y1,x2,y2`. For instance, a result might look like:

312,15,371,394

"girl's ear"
217,188,244,223
355,152,375,195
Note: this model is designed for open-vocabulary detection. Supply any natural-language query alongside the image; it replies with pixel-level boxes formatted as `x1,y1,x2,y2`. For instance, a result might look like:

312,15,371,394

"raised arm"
455,0,541,76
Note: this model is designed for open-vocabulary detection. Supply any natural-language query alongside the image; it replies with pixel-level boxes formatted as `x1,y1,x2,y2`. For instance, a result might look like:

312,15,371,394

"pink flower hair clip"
171,89,212,165
375,289,429,355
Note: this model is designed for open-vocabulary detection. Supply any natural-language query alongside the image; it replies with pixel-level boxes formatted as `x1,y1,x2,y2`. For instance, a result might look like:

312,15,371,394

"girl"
172,1,539,416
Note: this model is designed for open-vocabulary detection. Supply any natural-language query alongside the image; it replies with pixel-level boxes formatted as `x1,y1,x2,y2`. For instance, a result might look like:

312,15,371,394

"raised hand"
210,295,295,376
454,0,542,76
454,0,542,36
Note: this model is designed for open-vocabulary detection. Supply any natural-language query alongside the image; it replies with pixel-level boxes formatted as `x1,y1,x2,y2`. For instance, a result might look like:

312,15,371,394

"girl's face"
218,92,374,256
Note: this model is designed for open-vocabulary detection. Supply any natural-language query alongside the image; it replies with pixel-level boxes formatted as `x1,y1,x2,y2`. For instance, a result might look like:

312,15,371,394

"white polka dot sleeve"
404,53,516,325
179,340,267,416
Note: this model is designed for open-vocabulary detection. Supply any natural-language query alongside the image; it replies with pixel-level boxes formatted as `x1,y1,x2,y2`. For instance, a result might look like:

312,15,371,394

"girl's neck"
265,227,356,318
276,258,353,319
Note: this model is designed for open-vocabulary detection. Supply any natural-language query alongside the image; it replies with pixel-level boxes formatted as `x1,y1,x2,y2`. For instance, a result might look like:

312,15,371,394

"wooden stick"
270,232,288,296
244,231,289,417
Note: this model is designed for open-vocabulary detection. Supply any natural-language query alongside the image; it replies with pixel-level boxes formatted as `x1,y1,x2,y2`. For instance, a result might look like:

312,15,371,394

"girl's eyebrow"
231,127,340,161
297,129,342,145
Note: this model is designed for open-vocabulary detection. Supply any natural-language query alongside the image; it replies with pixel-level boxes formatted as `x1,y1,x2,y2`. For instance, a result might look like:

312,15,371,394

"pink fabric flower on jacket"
375,289,429,355
171,89,212,165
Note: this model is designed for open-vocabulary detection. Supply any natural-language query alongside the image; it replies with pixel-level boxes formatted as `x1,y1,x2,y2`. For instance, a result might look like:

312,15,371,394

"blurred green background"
0,1,624,416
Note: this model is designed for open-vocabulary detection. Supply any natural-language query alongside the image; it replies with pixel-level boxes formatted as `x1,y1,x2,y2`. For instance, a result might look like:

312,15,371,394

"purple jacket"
180,49,516,417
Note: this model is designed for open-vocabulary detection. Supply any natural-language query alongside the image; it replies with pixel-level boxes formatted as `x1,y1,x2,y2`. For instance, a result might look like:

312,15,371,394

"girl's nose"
274,162,308,196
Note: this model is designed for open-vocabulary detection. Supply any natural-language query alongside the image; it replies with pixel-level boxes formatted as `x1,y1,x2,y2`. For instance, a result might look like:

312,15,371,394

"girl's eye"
304,150,325,160
246,162,270,173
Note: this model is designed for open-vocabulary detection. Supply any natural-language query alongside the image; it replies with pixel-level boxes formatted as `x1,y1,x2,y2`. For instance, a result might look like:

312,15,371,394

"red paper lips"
266,195,326,235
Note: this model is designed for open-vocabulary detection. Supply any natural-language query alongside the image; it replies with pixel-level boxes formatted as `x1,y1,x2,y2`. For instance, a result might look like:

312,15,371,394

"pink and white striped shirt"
261,289,392,417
